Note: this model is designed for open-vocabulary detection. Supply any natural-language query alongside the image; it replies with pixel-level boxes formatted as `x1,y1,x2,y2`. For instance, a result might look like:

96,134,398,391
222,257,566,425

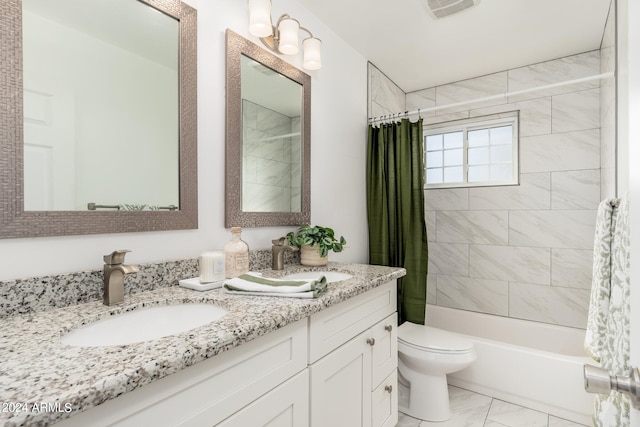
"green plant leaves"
285,224,347,256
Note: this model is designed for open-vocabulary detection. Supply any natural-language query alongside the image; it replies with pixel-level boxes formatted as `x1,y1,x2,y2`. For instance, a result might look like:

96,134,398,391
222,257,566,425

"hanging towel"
585,198,617,361
587,196,631,427
224,273,327,299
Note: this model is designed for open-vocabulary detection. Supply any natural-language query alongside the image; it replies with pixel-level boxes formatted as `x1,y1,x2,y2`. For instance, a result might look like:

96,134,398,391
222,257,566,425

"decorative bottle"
224,227,250,278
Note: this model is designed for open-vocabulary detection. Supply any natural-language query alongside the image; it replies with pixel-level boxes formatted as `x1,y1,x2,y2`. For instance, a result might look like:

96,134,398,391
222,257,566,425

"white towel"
585,198,617,361
587,196,631,426
224,273,327,298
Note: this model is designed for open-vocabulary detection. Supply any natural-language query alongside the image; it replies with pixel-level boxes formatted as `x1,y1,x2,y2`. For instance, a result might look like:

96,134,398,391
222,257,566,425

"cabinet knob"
366,338,376,346
384,325,393,332
385,385,393,393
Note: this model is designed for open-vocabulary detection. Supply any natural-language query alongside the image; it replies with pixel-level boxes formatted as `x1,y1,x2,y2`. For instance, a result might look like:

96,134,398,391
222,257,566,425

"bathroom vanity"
0,263,404,427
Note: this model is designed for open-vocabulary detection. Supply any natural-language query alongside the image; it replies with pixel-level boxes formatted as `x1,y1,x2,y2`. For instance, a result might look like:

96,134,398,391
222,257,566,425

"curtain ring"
418,108,422,120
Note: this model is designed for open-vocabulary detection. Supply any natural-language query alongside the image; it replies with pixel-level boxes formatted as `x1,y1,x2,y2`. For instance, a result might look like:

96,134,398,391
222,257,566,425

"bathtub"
426,304,595,425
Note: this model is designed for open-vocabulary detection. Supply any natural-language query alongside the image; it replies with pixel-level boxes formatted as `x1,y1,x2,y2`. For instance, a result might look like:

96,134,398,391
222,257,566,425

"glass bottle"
224,227,250,278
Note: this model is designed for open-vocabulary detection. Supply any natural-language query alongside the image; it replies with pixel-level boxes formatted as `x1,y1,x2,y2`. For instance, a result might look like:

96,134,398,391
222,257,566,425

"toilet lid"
398,322,473,353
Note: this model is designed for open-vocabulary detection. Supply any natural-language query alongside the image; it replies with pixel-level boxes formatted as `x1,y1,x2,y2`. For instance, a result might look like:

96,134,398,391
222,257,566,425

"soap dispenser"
224,227,250,278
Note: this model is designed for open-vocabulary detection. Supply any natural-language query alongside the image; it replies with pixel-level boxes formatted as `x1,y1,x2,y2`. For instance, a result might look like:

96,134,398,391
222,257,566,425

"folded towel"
224,273,327,298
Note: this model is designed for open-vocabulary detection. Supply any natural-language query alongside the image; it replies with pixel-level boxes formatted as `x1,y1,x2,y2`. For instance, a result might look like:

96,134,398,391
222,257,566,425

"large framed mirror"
0,0,197,239
225,29,310,227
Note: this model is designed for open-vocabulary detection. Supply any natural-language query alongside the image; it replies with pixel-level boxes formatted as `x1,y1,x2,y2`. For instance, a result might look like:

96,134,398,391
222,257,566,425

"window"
424,112,519,188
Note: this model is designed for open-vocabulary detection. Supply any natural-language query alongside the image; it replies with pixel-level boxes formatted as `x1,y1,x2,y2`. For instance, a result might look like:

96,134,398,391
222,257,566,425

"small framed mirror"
225,29,311,227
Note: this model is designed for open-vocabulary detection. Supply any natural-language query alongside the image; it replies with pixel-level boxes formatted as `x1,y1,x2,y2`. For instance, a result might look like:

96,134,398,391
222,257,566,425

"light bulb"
248,0,272,38
303,37,322,70
278,18,299,55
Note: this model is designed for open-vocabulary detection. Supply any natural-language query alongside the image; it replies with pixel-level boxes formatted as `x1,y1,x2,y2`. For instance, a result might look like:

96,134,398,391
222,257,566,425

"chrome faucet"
103,250,139,306
271,237,298,270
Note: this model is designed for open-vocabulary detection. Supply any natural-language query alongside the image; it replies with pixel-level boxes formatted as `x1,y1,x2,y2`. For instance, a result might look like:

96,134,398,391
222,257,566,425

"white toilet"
397,322,476,421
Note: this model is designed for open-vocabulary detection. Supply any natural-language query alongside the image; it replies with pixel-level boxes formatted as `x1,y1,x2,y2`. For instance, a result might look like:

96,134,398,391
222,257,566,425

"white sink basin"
282,271,352,283
61,304,228,347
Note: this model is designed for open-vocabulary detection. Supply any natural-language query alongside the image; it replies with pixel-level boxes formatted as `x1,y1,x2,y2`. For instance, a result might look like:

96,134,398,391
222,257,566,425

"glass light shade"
303,37,322,70
278,18,299,55
248,0,272,38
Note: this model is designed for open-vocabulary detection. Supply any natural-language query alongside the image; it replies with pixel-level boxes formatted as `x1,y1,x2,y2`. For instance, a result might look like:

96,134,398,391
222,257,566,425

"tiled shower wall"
369,50,606,329
600,0,616,199
242,100,301,212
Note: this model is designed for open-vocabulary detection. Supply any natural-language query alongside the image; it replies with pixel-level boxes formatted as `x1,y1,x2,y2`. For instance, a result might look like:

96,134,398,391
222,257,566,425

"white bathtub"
426,304,595,425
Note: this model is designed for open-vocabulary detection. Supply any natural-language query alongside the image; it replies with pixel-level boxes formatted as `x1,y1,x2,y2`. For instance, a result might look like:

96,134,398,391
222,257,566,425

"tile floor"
396,386,589,427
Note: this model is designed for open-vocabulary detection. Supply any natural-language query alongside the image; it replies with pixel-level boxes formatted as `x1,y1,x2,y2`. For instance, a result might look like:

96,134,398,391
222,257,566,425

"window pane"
426,168,443,184
426,151,443,168
490,126,512,145
444,166,463,183
444,148,463,166
426,134,443,151
491,145,512,163
468,147,488,165
444,131,463,149
468,165,489,182
468,129,489,147
491,164,512,181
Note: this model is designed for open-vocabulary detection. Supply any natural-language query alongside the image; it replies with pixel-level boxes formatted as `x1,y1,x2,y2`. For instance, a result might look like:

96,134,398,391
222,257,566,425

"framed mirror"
225,29,311,227
0,0,197,239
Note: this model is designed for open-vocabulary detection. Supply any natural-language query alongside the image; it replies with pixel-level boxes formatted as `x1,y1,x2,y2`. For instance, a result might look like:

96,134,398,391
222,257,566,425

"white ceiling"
298,0,612,92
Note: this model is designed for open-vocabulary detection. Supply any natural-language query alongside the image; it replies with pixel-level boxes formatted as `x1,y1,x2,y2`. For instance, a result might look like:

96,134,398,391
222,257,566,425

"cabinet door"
217,370,309,427
310,330,372,427
372,370,398,427
370,313,397,388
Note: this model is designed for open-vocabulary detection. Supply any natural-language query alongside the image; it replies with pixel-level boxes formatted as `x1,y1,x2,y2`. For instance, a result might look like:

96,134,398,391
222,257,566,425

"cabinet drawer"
57,319,307,427
217,370,309,427
372,370,398,427
309,281,396,363
371,313,397,388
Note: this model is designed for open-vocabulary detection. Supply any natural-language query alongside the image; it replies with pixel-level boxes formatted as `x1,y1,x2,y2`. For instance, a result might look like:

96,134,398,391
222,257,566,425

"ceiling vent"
425,0,481,18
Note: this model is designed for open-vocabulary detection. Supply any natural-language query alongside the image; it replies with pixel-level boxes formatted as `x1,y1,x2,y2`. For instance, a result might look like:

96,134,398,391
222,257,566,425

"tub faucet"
103,249,139,306
272,237,298,270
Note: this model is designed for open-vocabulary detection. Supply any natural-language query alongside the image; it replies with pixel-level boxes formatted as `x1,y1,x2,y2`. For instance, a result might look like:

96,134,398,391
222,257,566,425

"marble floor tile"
485,400,548,427
396,386,590,427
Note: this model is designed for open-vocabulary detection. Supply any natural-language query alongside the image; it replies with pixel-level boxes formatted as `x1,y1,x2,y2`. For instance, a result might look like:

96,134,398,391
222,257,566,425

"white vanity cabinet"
308,281,398,427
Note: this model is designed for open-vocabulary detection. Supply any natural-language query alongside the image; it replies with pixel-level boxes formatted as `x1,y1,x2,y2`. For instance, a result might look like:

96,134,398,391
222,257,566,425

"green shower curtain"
366,118,428,325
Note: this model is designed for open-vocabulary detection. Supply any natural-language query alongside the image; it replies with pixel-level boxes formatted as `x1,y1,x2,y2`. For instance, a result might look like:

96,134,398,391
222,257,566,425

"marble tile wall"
406,51,602,328
242,100,301,212
600,0,616,199
367,62,406,118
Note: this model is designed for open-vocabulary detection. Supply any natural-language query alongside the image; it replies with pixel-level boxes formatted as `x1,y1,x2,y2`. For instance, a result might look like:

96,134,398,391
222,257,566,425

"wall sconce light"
248,0,322,70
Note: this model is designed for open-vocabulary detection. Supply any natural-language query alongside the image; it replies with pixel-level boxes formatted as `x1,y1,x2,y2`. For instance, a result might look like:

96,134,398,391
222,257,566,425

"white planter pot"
300,244,328,266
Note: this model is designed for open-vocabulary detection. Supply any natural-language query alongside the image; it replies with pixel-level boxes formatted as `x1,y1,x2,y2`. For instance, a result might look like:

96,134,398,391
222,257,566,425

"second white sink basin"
61,303,228,347
282,271,352,283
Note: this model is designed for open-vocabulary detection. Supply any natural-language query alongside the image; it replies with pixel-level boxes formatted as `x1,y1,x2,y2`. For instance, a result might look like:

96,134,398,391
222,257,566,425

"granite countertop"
0,262,405,427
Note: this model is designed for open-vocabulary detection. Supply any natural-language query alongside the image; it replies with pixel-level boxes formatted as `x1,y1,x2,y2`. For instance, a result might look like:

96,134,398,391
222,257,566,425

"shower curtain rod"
368,71,614,124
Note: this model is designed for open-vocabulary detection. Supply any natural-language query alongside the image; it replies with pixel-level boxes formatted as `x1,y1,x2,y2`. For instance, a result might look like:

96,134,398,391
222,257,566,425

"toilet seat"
398,322,473,354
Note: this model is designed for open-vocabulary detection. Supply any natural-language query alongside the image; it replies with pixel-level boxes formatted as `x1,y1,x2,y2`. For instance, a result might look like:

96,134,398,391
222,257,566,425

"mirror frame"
225,29,311,227
0,0,197,239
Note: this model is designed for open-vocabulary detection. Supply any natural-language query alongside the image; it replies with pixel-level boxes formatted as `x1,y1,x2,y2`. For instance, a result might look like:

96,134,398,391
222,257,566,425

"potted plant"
286,225,347,266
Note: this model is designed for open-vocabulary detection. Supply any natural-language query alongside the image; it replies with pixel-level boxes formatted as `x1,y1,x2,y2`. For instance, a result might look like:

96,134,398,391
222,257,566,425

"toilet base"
398,371,452,422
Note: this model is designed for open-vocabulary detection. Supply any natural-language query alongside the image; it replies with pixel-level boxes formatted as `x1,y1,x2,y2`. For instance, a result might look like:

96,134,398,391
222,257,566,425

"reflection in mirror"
0,0,197,238
225,29,310,227
22,0,179,211
241,55,302,213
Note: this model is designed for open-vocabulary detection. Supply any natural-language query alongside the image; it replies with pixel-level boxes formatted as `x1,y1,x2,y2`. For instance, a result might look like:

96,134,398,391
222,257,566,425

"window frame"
423,111,520,189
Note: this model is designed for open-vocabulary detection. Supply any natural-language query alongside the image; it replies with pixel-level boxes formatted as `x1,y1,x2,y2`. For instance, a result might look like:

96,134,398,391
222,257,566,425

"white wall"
0,0,369,280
